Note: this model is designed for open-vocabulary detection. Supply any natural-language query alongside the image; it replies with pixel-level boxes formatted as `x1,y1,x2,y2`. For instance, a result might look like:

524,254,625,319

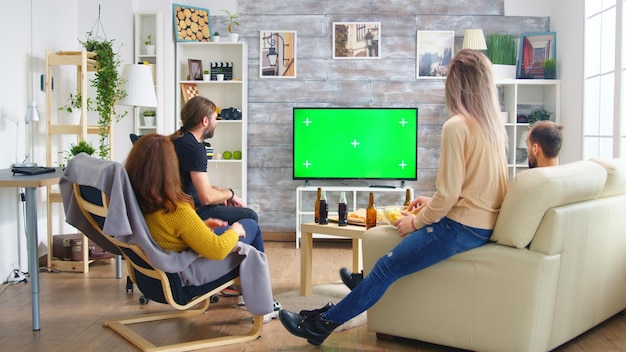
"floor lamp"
13,0,40,168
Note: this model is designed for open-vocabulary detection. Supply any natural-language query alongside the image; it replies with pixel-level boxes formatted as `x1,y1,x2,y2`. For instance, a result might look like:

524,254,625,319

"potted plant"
486,33,517,79
59,140,96,168
212,31,221,43
215,66,225,81
542,58,557,79
79,32,127,159
142,110,156,126
528,109,552,124
203,69,210,81
58,91,94,124
221,9,240,42
144,34,155,55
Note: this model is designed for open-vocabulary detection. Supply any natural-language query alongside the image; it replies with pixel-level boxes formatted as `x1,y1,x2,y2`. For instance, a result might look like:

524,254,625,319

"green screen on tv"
293,107,418,180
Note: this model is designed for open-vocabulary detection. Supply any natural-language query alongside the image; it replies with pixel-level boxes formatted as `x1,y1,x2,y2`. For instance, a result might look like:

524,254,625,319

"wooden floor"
1,240,625,352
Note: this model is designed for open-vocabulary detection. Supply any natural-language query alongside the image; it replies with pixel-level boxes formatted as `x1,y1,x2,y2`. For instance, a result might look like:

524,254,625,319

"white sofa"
363,158,626,352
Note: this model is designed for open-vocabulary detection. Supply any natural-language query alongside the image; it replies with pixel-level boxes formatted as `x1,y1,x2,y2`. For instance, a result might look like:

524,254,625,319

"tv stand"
295,186,413,248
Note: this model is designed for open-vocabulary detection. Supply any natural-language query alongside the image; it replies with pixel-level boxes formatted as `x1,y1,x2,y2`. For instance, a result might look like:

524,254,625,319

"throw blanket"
60,153,273,315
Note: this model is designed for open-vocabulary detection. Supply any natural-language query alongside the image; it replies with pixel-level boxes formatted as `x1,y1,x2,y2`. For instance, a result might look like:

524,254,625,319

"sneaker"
339,267,363,290
263,310,279,323
221,287,240,297
237,295,246,307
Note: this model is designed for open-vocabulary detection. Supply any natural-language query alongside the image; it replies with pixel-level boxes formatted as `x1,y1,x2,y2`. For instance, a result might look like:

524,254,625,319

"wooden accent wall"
234,0,549,232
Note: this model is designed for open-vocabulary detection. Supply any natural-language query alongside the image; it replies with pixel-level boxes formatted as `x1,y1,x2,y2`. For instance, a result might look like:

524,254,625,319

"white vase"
492,64,517,80
143,115,155,127
216,74,224,81
145,45,156,55
203,74,210,81
213,35,221,43
65,110,82,124
228,33,239,42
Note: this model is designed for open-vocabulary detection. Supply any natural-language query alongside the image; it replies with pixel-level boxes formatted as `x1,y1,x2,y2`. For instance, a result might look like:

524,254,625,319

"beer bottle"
366,192,377,229
314,187,322,223
404,189,411,207
338,191,348,226
319,190,329,225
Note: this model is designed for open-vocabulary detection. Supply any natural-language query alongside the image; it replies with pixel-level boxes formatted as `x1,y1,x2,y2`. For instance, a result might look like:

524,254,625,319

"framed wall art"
332,22,381,59
173,4,211,42
517,32,556,79
416,30,454,79
188,59,203,81
260,31,297,78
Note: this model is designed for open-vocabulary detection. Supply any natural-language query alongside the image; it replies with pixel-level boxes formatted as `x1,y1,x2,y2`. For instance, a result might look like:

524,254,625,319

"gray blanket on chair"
60,153,273,315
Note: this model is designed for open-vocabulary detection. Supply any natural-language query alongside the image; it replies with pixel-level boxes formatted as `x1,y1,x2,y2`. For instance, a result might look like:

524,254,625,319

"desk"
300,222,367,296
0,168,63,331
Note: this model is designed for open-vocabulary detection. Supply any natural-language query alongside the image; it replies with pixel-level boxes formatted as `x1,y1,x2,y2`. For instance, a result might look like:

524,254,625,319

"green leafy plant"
213,31,220,36
221,9,239,33
486,33,517,65
542,58,557,70
144,34,152,46
79,32,127,159
59,140,96,168
528,109,552,124
203,70,209,74
142,110,156,117
58,91,94,113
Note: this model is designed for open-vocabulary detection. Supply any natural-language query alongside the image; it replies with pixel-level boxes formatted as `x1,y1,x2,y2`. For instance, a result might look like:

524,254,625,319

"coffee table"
300,222,367,296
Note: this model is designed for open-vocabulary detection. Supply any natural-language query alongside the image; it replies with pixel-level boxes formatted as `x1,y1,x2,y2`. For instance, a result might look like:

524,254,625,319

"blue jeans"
214,218,265,252
323,217,491,325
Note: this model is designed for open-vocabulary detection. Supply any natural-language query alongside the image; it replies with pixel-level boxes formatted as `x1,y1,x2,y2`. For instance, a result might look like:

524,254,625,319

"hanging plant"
79,31,127,159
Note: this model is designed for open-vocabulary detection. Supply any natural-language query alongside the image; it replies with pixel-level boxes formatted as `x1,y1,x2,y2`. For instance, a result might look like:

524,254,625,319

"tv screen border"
292,107,418,181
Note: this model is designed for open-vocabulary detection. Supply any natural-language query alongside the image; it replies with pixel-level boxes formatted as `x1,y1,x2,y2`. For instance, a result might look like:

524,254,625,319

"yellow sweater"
144,202,238,260
415,115,508,230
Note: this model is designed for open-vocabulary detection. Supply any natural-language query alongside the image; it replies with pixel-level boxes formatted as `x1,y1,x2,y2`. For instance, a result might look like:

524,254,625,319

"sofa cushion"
491,160,606,248
591,158,626,198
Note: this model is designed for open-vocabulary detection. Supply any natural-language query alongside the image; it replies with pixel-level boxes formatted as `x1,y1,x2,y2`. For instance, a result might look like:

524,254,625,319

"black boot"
339,267,363,290
279,303,340,345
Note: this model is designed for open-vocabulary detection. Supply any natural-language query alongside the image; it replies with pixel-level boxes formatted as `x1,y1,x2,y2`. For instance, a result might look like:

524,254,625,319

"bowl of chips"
382,206,409,224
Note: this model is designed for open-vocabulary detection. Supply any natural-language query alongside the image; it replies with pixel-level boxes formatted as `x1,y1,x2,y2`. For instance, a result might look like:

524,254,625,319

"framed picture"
180,83,199,103
173,4,211,42
332,22,380,59
188,59,203,81
260,31,297,78
416,30,454,79
517,32,556,79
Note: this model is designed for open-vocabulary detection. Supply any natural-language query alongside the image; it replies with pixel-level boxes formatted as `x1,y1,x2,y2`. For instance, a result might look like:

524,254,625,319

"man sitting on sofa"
526,120,563,168
340,120,564,290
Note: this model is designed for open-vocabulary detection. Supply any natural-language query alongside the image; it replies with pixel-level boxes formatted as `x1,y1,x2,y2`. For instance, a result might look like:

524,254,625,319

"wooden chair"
69,183,263,351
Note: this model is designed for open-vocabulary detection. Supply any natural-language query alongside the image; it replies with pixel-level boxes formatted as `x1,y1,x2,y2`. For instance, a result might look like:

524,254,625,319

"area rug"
272,282,367,332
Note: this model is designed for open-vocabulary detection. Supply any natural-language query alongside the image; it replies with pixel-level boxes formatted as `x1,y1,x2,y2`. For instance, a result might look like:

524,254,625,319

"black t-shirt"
172,131,206,207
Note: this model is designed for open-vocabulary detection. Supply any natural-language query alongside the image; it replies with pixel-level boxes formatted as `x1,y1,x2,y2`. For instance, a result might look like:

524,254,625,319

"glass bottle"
338,191,348,226
314,187,322,223
319,190,329,225
366,192,377,229
404,189,411,207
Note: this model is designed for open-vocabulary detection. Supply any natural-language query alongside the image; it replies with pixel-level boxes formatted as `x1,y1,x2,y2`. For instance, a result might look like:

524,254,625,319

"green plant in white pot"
486,33,517,80
58,91,94,124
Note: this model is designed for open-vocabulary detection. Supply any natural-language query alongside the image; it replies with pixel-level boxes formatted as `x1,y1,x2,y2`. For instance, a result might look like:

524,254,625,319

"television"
293,107,418,180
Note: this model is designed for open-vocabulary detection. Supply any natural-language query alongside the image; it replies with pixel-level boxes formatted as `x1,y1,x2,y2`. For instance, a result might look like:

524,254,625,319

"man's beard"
202,125,214,140
528,154,538,168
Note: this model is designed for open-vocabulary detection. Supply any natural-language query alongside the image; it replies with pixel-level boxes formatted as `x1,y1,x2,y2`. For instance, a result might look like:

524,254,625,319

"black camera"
220,107,242,120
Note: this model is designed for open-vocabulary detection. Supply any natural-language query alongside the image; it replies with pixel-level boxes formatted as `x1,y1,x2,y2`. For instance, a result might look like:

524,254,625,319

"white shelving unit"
497,79,561,179
295,186,413,248
133,12,163,135
175,42,248,201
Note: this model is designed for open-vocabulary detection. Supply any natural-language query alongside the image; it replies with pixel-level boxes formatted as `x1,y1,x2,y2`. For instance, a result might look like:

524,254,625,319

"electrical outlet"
249,204,261,213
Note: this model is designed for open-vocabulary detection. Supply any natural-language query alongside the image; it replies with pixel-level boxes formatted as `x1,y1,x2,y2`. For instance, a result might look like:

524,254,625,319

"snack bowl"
382,205,409,225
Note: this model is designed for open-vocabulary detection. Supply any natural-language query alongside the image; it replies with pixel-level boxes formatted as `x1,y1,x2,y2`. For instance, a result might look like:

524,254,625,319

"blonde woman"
279,49,509,345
